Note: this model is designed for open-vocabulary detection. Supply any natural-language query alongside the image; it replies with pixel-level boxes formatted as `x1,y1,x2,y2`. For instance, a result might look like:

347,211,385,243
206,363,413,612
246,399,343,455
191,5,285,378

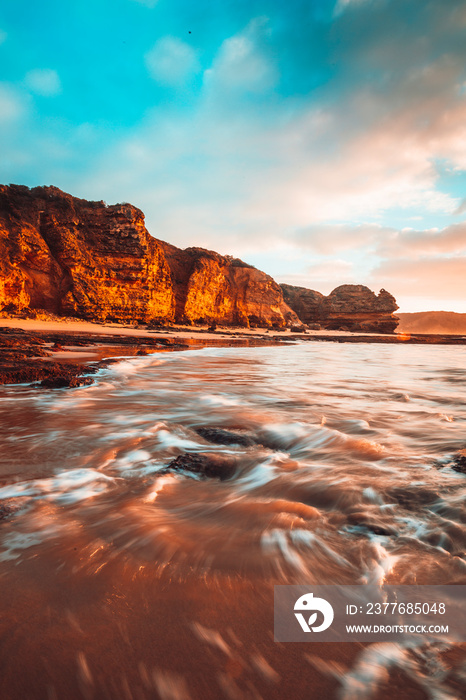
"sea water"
0,342,465,699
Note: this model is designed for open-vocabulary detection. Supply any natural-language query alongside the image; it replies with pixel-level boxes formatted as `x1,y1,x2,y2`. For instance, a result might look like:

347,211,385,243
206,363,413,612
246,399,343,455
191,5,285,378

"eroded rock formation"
0,185,174,323
0,185,297,328
281,285,325,325
159,242,296,328
0,185,399,331
282,283,399,333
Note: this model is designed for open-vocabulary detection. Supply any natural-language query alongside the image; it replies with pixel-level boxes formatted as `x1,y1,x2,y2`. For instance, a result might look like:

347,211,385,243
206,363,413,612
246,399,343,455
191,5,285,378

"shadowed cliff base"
0,185,399,333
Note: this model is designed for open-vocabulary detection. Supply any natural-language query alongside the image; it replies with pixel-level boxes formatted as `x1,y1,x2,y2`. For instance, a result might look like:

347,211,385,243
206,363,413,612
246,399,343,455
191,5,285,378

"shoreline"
1,318,466,387
0,321,291,387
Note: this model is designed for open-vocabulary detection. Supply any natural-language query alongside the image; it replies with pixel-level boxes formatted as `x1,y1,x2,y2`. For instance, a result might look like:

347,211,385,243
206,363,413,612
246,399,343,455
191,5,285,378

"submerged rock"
346,512,397,537
39,375,94,389
195,427,256,447
0,500,23,521
452,450,466,474
164,452,237,480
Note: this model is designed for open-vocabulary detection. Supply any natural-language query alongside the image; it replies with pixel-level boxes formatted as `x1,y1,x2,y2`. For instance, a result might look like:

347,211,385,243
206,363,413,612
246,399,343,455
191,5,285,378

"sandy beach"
0,317,379,340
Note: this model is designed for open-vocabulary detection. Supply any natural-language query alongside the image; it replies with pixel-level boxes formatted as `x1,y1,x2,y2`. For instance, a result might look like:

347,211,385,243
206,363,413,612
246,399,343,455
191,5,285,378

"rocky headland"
0,184,402,334
0,185,297,329
281,283,399,333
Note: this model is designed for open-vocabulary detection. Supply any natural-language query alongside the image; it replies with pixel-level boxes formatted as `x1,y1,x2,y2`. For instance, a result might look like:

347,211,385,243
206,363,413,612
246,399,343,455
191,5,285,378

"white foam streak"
0,468,115,505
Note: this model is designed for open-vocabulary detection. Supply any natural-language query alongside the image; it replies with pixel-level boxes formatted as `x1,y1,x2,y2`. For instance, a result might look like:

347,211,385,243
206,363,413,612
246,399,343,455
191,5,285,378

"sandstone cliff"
159,242,296,327
0,185,297,328
282,283,399,333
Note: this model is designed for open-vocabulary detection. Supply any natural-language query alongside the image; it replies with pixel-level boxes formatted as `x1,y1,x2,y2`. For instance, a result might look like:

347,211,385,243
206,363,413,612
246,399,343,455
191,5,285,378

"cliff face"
0,185,297,328
281,283,399,333
160,243,297,327
281,285,325,325
0,185,174,323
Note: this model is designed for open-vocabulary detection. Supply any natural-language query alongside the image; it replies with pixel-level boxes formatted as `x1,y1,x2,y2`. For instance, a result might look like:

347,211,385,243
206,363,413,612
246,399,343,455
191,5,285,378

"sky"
0,0,465,313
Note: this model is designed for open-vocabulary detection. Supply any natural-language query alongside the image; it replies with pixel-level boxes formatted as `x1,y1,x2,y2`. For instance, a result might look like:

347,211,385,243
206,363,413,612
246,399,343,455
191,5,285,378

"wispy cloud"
0,83,26,123
371,257,466,300
204,18,277,97
145,37,200,86
334,0,376,16
25,69,61,97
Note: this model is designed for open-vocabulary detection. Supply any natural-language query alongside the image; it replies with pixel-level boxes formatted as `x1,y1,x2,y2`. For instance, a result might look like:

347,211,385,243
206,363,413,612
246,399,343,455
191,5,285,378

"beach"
1,318,466,388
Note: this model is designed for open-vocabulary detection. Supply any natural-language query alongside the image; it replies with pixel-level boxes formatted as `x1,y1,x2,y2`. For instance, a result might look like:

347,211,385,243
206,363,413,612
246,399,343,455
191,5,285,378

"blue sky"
1,0,466,312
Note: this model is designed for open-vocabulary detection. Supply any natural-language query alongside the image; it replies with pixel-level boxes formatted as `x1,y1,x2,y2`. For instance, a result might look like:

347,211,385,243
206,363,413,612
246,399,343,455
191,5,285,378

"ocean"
0,342,465,699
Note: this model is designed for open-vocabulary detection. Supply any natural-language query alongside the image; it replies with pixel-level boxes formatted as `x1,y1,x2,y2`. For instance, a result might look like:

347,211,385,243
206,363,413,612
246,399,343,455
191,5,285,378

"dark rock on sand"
0,326,174,386
0,359,93,386
164,452,237,480
195,427,256,447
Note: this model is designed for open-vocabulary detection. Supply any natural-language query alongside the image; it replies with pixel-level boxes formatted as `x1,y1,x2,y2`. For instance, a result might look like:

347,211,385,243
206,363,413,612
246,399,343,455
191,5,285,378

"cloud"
294,223,394,255
294,220,466,259
453,197,466,216
204,18,277,96
377,222,466,258
0,83,26,123
334,0,376,16
304,259,355,289
145,37,200,86
80,47,464,259
371,257,466,300
276,260,355,295
25,69,61,97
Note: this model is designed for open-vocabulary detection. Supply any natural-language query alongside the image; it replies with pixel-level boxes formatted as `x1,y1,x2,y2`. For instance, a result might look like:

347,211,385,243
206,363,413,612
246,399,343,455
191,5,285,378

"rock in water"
195,427,256,447
164,453,237,480
452,450,466,474
39,376,94,389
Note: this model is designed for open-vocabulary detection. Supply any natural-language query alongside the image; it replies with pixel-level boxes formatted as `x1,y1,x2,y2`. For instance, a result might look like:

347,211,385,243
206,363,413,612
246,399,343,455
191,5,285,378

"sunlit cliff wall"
0,185,297,328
